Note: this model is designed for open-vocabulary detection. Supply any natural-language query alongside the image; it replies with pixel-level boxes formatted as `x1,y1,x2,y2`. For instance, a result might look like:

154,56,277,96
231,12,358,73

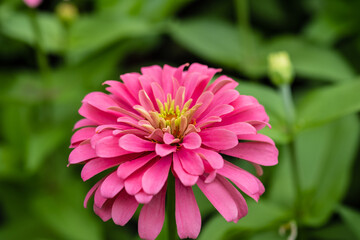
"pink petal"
200,104,234,120
221,141,278,166
195,148,224,169
90,130,113,149
94,186,107,208
104,80,138,108
176,149,204,175
200,129,238,150
238,133,275,145
213,89,239,105
163,133,180,145
141,65,162,81
173,154,198,186
211,122,257,136
151,82,166,103
70,127,95,147
142,156,172,195
135,191,153,204
82,92,119,112
197,176,247,222
182,132,201,150
100,171,124,198
124,167,147,195
139,90,155,111
192,91,214,119
155,143,177,157
217,161,263,201
138,186,166,240
174,87,186,108
117,153,157,179
73,118,96,130
175,178,201,239
94,199,114,221
120,73,141,100
220,105,269,127
161,64,177,94
81,157,124,181
147,129,164,142
95,136,131,158
207,76,238,94
119,134,155,152
84,180,103,208
68,144,97,164
79,102,117,124
217,176,248,221
112,191,139,226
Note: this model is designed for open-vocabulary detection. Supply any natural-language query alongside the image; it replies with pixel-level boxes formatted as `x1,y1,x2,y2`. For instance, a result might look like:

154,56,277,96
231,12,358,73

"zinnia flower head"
69,63,278,239
23,0,42,8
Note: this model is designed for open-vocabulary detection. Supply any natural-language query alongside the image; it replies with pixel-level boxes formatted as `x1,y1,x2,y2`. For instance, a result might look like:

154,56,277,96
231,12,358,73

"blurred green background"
1,0,360,239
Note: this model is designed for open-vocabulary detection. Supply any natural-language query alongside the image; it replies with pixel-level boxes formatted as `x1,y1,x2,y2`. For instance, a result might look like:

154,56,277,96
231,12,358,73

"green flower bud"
268,51,294,86
56,2,78,25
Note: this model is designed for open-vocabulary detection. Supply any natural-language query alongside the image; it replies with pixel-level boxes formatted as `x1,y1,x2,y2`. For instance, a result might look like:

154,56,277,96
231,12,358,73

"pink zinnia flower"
23,0,42,8
69,63,278,239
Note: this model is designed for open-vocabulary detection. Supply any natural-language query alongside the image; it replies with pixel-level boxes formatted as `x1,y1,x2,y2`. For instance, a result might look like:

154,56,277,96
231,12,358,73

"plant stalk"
280,84,301,220
166,174,177,240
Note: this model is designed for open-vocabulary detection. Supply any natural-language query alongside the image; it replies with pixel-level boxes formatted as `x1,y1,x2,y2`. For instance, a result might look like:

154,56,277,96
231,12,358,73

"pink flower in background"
23,0,42,8
69,63,278,239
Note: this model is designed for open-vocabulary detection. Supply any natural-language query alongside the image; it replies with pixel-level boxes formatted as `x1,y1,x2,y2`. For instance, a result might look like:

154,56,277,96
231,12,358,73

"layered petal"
175,178,201,239
138,186,166,240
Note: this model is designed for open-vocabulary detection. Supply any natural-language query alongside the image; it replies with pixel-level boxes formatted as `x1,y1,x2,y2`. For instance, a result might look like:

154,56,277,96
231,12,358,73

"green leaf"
199,200,291,240
0,10,64,53
67,12,154,63
296,80,360,130
297,114,359,226
26,128,67,173
236,80,289,144
338,205,360,239
31,181,103,240
169,18,242,69
268,145,295,208
268,114,359,226
310,223,358,240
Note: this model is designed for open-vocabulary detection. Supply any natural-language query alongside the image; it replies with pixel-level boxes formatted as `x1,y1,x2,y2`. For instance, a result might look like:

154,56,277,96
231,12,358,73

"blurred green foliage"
0,0,360,239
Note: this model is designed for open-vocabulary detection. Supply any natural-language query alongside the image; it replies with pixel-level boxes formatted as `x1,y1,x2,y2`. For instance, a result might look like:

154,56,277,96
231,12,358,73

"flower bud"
24,0,42,8
268,51,294,86
56,2,79,25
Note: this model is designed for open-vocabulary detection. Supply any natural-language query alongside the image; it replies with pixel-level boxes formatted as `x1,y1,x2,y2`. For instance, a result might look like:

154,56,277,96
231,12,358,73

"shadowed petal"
100,171,124,198
155,143,177,157
175,178,201,239
112,191,139,226
117,153,157,179
173,153,198,186
142,156,172,195
177,149,204,175
195,148,224,169
197,176,248,222
138,186,166,240
217,161,263,201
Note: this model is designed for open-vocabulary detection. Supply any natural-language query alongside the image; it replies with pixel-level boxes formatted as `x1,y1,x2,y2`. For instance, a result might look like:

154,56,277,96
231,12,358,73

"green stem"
166,174,177,240
234,0,249,30
279,84,301,219
29,9,52,86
